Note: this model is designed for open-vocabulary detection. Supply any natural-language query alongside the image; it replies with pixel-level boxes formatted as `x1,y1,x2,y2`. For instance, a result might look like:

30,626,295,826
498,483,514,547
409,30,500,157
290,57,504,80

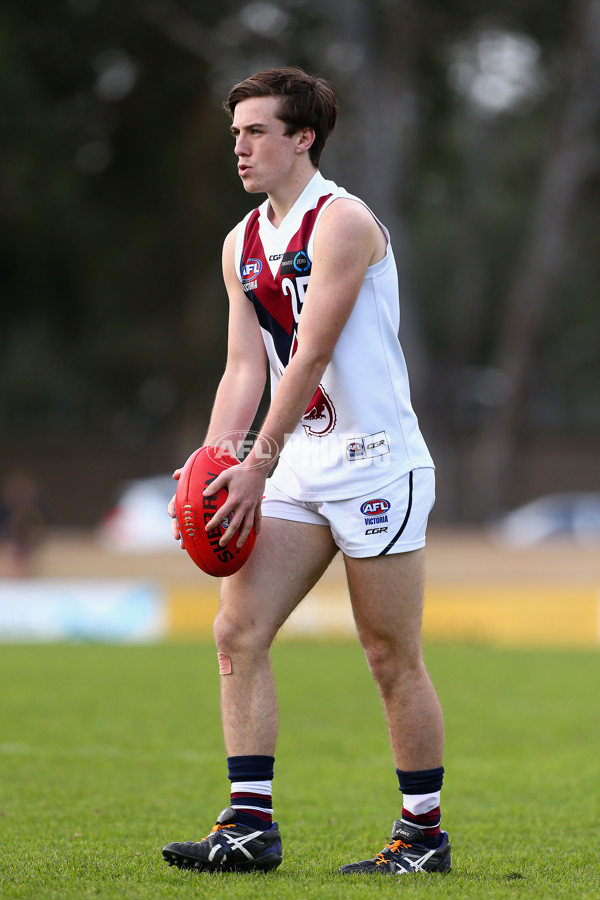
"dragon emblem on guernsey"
301,385,337,437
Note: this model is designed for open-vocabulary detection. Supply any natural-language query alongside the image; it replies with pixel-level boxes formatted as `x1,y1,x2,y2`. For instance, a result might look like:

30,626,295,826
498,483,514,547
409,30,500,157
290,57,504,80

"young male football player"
163,67,451,877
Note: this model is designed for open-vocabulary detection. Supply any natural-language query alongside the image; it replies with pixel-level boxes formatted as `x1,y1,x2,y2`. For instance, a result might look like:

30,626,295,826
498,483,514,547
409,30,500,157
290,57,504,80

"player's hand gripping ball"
175,446,256,577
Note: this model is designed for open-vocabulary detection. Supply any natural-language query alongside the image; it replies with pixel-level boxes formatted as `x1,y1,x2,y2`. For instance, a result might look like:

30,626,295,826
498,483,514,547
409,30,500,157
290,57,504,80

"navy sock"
397,766,445,848
227,755,274,830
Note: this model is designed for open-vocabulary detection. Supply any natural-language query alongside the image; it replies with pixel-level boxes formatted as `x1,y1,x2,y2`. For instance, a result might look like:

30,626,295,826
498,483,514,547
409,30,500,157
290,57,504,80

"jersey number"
282,276,310,323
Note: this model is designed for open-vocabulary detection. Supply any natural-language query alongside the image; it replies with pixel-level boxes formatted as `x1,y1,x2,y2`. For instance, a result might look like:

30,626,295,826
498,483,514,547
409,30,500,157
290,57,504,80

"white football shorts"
262,467,435,558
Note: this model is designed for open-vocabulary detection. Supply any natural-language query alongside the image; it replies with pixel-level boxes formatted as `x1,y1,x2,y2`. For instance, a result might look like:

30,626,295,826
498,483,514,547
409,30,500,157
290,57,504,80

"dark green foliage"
1,1,599,520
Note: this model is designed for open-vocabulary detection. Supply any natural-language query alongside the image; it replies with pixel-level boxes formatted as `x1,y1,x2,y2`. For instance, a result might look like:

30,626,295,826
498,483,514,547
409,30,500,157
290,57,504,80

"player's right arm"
168,224,267,541
203,224,267,448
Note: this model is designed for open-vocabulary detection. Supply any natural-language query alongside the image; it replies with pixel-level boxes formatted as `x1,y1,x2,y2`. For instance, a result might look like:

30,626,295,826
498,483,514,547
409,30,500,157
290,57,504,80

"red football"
175,446,256,577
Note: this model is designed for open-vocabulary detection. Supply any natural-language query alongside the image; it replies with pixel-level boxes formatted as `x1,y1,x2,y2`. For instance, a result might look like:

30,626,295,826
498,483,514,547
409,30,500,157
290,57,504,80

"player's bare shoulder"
314,196,387,269
222,223,240,265
222,222,243,293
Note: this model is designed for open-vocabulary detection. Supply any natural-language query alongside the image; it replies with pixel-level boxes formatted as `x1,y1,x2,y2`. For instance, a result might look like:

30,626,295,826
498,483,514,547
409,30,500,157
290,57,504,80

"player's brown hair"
225,67,338,167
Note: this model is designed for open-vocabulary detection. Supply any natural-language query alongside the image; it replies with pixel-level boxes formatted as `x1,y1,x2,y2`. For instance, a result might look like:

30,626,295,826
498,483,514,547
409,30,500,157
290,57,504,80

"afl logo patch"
241,258,262,280
347,440,365,460
360,498,391,516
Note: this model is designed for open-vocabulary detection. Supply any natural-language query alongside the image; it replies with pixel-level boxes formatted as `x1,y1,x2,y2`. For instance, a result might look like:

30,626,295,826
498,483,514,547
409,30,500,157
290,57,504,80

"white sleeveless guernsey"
234,171,433,501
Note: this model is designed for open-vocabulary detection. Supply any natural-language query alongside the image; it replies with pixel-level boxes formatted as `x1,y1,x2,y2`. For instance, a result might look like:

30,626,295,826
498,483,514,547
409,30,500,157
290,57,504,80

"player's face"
230,96,300,195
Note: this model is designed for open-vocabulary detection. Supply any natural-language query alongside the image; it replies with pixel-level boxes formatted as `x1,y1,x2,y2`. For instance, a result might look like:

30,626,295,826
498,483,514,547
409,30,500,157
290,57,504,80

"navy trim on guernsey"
378,470,414,556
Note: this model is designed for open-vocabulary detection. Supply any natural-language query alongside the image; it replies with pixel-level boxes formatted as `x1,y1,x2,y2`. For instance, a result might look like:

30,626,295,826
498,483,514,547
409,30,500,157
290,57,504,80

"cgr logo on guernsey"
346,431,390,462
241,258,262,280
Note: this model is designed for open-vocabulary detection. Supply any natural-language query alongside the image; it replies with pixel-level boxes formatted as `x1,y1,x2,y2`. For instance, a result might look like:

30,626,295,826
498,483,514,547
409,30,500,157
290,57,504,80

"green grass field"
0,640,598,899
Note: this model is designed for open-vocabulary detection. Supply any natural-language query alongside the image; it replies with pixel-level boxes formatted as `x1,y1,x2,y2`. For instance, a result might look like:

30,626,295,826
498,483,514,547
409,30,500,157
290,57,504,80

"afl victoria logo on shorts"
360,498,391,517
361,497,391,534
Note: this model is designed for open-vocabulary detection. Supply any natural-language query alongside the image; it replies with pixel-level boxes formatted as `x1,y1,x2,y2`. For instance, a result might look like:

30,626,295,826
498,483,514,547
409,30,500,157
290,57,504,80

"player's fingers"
203,469,229,496
204,497,235,535
235,511,255,549
169,476,182,543
211,500,251,548
253,501,263,537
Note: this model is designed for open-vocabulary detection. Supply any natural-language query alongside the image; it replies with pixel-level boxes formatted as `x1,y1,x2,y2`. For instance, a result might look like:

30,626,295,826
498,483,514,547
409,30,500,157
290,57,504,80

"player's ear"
296,127,315,154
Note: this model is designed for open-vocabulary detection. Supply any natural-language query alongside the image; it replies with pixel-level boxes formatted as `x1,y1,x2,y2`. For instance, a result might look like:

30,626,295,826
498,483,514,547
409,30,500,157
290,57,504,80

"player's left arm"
205,198,386,547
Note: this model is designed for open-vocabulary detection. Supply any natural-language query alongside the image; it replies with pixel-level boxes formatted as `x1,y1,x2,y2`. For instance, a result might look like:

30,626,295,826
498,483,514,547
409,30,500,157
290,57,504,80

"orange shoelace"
375,839,411,865
201,823,234,841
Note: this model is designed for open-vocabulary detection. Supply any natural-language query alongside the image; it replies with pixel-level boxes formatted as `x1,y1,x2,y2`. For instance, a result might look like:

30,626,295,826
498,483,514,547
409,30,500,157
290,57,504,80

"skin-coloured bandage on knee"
217,652,232,675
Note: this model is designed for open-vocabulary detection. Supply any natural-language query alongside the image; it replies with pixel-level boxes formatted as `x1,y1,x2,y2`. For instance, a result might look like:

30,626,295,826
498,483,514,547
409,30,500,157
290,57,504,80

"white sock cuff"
230,780,272,796
402,791,441,816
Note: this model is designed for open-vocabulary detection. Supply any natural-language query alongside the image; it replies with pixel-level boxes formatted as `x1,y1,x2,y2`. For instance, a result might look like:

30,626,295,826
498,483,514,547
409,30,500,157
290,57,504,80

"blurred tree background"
1,0,599,527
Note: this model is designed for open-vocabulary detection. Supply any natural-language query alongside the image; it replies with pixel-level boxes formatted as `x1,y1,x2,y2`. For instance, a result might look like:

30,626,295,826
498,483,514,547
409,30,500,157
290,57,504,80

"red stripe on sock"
237,808,272,822
402,806,441,836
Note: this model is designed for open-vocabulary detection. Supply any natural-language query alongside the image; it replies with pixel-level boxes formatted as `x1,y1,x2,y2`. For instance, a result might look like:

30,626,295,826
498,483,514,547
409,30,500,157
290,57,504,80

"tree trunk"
321,0,429,399
466,0,600,519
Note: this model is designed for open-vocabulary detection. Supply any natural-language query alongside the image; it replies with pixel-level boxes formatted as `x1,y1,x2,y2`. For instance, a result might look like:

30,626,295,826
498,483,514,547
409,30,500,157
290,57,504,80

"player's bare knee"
213,609,272,657
363,644,397,691
363,638,422,692
213,610,241,654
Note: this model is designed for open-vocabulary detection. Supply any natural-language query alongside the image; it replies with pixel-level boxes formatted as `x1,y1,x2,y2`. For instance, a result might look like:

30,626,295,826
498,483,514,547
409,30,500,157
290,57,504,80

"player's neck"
266,166,318,229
